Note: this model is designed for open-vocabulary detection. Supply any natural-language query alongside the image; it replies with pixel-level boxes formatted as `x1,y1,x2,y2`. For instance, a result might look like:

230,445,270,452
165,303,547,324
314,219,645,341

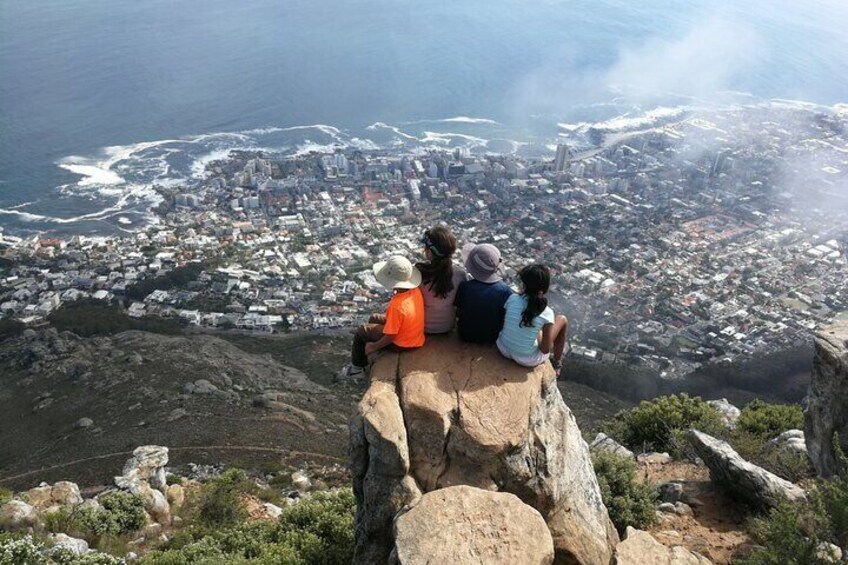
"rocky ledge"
349,335,618,565
805,319,848,478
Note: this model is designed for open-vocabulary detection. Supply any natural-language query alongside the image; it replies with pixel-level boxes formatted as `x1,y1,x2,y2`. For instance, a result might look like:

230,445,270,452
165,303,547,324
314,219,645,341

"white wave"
58,162,125,186
557,122,590,133
292,141,345,157
438,116,499,125
419,131,488,146
767,99,830,112
591,107,689,132
349,137,380,151
366,122,418,140
191,149,234,178
240,124,343,138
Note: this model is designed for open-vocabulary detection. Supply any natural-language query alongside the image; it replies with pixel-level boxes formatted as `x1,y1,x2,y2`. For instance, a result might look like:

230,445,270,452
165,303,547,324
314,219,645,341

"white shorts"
496,338,551,367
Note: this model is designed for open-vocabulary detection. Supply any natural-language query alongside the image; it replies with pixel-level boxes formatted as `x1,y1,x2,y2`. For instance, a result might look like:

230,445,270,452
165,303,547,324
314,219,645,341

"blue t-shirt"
497,294,555,357
454,279,513,344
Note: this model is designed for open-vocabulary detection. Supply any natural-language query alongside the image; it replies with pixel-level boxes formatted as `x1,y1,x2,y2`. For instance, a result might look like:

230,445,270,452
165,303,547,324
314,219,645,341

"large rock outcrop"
805,320,848,478
615,527,712,565
688,430,806,509
350,337,618,565
391,485,554,565
114,445,172,525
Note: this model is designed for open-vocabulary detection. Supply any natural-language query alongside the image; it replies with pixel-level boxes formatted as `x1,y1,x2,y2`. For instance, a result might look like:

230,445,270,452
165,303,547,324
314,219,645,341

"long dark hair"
518,264,550,327
417,226,457,299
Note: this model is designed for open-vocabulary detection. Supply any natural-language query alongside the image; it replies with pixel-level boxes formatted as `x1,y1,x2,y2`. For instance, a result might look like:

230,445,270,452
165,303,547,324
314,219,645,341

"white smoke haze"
511,14,766,119
602,16,764,105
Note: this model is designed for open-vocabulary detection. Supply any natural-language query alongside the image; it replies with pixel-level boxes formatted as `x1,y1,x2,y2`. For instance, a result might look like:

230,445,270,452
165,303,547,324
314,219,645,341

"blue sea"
1,0,846,236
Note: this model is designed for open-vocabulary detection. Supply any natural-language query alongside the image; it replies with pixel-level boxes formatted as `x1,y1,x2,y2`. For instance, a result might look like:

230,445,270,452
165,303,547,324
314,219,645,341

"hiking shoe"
335,364,366,383
550,357,563,376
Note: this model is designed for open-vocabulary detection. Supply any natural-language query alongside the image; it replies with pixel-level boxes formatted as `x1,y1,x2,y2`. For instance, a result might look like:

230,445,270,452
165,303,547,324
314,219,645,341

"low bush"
197,469,257,528
0,487,11,506
140,488,355,565
603,393,725,457
738,445,848,564
592,451,657,534
43,492,145,541
0,533,123,565
98,491,146,534
737,400,804,441
0,318,25,342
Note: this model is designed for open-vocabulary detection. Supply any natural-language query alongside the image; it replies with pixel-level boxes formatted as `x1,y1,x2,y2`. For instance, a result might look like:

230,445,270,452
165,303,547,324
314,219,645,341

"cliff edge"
349,335,618,565
805,319,848,478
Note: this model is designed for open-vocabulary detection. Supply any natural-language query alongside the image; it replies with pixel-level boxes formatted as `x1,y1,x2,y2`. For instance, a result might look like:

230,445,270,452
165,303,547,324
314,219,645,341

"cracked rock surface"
804,320,848,478
349,335,618,565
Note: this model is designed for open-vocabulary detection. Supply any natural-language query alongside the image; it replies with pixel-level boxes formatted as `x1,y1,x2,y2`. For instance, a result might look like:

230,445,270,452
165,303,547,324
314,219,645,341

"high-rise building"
554,143,571,172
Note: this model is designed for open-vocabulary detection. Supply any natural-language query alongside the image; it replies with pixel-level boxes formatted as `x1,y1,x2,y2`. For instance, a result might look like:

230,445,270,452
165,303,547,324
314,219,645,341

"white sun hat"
372,255,422,290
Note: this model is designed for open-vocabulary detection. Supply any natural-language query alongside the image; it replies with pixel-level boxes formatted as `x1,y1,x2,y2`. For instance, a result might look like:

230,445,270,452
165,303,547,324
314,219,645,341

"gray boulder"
804,320,848,478
48,533,89,555
0,500,41,531
350,337,618,565
688,429,806,509
590,432,634,460
707,398,741,429
765,429,809,457
114,445,171,525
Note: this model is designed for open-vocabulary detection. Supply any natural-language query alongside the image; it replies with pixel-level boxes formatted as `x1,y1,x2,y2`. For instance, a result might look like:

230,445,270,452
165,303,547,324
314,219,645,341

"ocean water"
1,0,846,236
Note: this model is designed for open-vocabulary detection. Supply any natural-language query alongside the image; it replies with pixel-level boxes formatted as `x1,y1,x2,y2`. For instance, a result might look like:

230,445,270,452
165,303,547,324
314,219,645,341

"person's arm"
368,295,401,355
365,333,395,355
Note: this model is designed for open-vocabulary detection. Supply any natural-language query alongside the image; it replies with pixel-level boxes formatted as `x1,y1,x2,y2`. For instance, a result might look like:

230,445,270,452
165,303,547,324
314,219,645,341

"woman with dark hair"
416,226,466,334
496,264,568,373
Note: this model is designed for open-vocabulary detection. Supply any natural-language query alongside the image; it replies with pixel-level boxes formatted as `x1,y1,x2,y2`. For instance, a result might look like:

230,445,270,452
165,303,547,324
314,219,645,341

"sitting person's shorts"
496,338,551,368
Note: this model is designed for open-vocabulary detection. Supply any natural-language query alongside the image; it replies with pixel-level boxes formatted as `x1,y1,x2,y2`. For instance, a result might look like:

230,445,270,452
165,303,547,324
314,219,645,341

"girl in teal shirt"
496,264,569,373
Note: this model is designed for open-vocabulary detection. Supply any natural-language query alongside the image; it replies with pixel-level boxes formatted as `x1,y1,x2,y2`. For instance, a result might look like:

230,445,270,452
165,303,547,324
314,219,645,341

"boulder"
74,417,94,429
688,430,806,509
291,470,311,493
590,432,635,459
392,486,554,565
637,452,672,465
166,484,185,509
804,320,848,478
0,500,41,531
23,484,54,509
114,445,171,524
707,398,741,429
764,429,809,458
615,527,712,565
48,533,89,555
116,445,169,491
51,482,83,507
350,337,618,565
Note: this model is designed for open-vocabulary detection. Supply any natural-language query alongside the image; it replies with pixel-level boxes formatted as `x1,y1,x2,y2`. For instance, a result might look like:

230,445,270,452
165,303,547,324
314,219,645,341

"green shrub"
198,469,257,527
98,491,145,534
0,318,25,342
729,429,814,483
139,488,355,565
603,394,725,457
737,400,804,441
0,533,123,565
0,487,11,506
738,446,848,564
44,492,144,540
592,451,657,534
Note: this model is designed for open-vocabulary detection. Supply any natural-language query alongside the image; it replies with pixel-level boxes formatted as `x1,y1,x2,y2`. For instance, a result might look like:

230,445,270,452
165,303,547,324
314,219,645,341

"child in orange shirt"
338,255,425,380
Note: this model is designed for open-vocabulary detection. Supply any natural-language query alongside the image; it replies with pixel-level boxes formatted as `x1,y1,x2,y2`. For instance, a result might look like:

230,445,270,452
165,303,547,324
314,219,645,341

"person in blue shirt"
496,264,568,374
454,243,513,344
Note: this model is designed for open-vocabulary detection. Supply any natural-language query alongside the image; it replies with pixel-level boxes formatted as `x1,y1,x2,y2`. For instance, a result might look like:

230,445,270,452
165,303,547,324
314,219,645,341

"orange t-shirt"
383,287,425,348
